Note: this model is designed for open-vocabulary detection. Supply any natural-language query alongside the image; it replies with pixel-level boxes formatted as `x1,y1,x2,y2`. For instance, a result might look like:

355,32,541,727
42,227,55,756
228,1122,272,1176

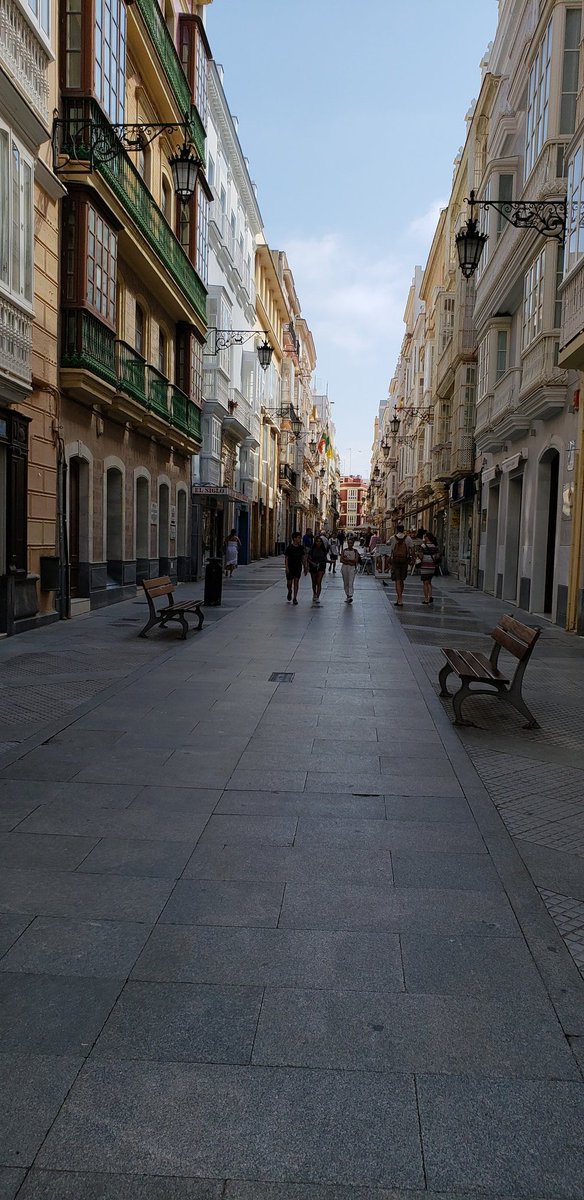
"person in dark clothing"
302,528,314,575
284,532,305,604
337,528,346,551
308,535,328,605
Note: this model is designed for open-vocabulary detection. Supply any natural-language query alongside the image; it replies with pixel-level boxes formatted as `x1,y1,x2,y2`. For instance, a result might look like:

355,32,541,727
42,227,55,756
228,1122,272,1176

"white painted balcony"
519,335,567,399
492,367,522,421
475,393,493,435
0,293,32,391
0,0,50,124
560,258,584,354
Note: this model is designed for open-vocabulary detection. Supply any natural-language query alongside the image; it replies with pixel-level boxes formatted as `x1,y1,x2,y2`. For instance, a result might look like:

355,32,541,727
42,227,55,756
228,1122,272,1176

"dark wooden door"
69,457,80,597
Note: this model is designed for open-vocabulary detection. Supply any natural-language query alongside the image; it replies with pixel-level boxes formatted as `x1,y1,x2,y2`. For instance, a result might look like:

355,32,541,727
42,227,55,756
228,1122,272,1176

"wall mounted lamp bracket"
456,189,567,278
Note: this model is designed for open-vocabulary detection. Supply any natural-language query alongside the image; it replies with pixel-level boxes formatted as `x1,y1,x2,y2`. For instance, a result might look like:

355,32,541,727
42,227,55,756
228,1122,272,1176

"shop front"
449,474,477,581
192,485,250,574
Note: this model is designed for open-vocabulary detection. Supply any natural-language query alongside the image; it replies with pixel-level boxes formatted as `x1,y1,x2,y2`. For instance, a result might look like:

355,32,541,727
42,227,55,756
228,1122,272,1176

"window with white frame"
525,18,552,177
560,9,581,136
211,417,221,456
347,488,357,499
477,334,489,401
0,124,33,307
496,174,514,239
475,179,491,279
25,0,50,37
495,331,508,381
522,248,546,348
565,141,584,272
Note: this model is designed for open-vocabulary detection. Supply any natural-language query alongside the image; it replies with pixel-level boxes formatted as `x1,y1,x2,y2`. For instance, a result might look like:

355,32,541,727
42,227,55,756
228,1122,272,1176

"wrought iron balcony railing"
280,463,298,487
61,313,201,442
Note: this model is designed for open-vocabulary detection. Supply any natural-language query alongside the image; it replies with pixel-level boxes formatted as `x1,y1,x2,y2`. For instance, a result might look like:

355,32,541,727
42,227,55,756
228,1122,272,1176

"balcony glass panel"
116,339,146,402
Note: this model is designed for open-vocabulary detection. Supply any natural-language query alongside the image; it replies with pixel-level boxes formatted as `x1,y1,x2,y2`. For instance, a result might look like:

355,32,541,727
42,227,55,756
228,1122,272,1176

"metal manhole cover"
269,672,295,683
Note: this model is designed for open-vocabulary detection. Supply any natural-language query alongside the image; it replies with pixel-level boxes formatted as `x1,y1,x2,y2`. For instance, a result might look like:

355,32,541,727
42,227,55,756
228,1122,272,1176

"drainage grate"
269,672,295,683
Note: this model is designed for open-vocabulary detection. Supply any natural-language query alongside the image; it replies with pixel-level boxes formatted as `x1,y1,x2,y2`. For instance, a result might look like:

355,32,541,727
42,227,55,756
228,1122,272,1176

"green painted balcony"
147,364,171,418
117,340,146,404
187,400,202,441
59,100,207,324
61,309,116,387
133,0,206,162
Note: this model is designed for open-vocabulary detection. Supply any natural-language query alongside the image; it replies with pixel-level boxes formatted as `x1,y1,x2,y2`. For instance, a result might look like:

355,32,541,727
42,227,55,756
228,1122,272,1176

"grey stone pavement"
0,559,584,1199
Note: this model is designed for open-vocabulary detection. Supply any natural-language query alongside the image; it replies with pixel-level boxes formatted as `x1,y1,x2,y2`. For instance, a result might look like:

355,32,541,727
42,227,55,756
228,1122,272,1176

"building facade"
56,0,211,612
0,0,65,633
193,59,263,573
340,475,367,531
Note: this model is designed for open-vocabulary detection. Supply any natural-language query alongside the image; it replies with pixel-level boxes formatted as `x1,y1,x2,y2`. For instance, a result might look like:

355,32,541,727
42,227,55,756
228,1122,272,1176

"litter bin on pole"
203,557,223,606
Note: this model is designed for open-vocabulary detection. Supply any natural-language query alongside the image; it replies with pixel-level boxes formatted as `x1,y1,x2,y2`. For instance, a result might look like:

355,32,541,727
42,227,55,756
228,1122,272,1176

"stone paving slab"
15,1173,222,1199
417,1074,584,1197
36,1061,425,1188
0,916,150,978
0,1052,82,1167
132,926,404,991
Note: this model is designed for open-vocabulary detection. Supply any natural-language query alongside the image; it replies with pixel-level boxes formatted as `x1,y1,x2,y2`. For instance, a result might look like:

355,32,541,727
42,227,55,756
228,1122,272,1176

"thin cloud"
407,199,447,245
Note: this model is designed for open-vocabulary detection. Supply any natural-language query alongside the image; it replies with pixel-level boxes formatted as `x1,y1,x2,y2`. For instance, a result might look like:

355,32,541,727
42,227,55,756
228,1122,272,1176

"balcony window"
525,18,552,178
158,329,166,375
61,195,117,330
477,335,489,401
496,174,514,239
161,176,172,224
560,9,581,136
196,183,209,283
522,249,545,348
179,15,209,124
63,0,126,125
565,142,584,273
495,331,508,381
87,205,117,324
135,304,145,356
0,123,33,308
176,325,204,405
25,0,50,37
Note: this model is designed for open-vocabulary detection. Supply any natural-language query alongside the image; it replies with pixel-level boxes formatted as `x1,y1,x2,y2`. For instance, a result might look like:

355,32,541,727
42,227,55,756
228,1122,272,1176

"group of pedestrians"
284,523,441,608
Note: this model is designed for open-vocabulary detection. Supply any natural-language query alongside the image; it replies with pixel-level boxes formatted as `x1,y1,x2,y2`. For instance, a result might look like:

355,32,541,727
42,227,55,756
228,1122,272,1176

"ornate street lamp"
389,408,400,436
456,189,566,279
52,109,204,204
209,329,273,371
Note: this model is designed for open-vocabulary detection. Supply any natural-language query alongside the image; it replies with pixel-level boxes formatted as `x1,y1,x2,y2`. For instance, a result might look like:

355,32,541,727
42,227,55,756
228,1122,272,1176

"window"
464,366,476,432
565,143,584,272
211,417,221,456
94,0,126,124
158,329,166,375
135,304,145,356
179,15,209,125
196,183,209,283
64,0,82,88
560,9,581,135
25,0,50,36
0,124,33,306
495,331,508,381
496,174,514,238
477,335,489,401
86,205,117,323
526,19,552,177
207,155,215,189
441,295,455,352
555,243,564,327
523,249,546,348
161,176,171,224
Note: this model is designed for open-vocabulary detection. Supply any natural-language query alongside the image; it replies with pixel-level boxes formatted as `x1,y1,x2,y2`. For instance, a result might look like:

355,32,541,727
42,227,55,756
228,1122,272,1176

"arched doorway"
532,448,560,615
158,482,170,574
106,467,123,584
69,456,90,596
135,476,149,582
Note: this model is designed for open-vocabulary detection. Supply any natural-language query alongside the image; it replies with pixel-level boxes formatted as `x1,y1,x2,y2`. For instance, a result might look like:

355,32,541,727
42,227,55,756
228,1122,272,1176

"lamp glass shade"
382,444,390,458
389,415,400,435
170,144,199,203
291,416,303,436
309,438,317,453
455,220,488,279
257,340,273,371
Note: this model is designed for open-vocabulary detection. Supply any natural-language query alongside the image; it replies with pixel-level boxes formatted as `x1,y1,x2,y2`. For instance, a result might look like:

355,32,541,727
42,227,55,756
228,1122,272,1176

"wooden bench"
138,576,204,640
438,613,541,729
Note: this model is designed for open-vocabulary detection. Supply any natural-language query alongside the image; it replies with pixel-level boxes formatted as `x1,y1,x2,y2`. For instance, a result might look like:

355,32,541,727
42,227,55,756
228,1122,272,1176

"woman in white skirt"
340,535,359,603
224,529,241,577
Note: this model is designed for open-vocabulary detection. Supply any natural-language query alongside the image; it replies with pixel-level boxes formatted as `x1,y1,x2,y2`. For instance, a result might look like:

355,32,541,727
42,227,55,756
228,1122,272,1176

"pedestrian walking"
328,535,339,572
284,531,304,605
419,530,441,604
308,534,328,605
338,528,346,552
224,529,241,578
302,528,313,575
340,534,359,603
387,524,414,606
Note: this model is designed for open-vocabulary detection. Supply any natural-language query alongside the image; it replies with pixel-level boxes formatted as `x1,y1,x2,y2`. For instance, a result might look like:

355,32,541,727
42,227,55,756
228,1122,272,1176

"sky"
205,0,499,479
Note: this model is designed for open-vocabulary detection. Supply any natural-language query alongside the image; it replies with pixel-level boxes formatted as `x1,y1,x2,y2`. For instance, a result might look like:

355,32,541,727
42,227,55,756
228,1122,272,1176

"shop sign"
567,439,576,472
449,476,475,504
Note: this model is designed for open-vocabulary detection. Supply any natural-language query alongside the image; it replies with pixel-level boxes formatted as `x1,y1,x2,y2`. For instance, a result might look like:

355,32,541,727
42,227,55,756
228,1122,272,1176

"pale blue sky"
206,0,499,477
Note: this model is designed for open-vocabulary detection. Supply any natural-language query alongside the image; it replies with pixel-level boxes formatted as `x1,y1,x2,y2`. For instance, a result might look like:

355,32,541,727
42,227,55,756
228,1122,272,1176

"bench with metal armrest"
139,576,204,641
438,613,541,729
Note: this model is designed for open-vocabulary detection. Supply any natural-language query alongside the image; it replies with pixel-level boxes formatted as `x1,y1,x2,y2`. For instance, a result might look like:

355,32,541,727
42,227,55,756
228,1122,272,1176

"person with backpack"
387,524,414,606
419,530,441,604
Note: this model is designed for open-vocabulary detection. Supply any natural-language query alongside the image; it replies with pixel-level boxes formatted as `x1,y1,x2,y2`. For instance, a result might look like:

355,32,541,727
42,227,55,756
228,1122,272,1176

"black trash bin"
203,557,223,606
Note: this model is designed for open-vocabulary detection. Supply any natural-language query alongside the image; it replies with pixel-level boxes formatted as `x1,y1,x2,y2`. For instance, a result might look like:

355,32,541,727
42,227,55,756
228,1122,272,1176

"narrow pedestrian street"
1,565,584,1198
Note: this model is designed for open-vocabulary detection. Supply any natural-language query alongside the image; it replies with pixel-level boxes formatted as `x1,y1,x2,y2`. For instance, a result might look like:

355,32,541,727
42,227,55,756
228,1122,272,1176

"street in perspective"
2,0,584,1196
